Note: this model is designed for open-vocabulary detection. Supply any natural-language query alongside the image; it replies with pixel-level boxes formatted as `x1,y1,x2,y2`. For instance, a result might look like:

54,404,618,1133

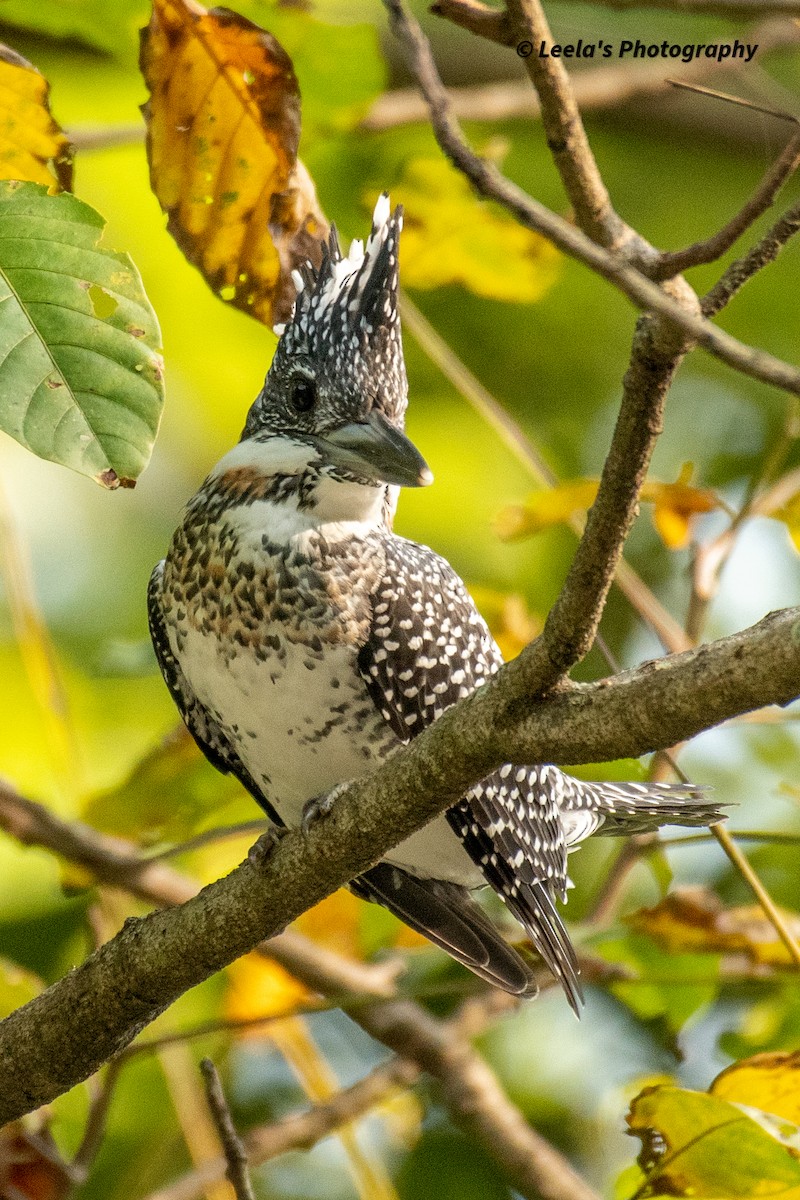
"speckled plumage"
150,197,726,1010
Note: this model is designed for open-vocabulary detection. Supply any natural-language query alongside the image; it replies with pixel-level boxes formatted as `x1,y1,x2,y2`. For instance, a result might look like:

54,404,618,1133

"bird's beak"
317,411,433,488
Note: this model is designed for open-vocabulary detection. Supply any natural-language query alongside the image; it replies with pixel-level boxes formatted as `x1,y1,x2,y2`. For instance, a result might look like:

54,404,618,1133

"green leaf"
593,929,720,1035
0,0,147,57
82,729,245,846
0,181,164,486
625,1084,800,1198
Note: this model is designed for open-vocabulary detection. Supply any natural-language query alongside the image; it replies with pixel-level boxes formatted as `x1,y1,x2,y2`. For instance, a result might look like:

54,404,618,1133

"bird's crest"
266,194,408,428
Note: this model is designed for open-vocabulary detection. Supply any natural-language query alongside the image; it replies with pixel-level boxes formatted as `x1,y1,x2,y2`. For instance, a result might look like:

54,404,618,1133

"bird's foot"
248,824,287,869
301,782,351,835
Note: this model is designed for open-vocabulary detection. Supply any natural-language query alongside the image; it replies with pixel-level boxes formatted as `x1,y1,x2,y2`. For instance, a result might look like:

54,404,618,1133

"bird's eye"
290,377,317,414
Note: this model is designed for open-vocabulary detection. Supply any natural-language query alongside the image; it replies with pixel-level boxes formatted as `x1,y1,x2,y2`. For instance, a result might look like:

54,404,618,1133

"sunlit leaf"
140,0,328,326
644,463,719,551
225,952,311,1029
0,180,163,486
389,157,560,302
496,467,719,549
0,45,72,191
772,494,800,555
625,1084,800,1199
249,3,386,136
468,585,541,661
82,727,242,845
629,887,800,967
495,480,598,541
711,1051,800,1125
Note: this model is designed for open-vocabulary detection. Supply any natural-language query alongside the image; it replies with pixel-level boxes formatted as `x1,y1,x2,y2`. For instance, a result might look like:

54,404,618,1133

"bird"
149,194,726,1012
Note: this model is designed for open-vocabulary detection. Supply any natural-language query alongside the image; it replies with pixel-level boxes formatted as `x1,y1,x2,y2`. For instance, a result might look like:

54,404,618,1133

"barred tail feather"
558,776,727,843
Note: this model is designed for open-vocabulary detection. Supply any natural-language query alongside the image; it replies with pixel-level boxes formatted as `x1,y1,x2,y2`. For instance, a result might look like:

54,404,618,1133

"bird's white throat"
208,435,392,546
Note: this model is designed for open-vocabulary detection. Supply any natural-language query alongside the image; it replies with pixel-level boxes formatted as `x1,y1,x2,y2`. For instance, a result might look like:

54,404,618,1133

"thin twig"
710,825,800,965
430,0,514,43
200,1060,256,1200
654,130,800,278
146,1059,419,1200
703,195,800,316
68,1059,124,1191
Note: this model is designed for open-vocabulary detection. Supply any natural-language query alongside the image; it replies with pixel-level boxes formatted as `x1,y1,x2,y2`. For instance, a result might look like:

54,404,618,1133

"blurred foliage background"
0,0,799,1196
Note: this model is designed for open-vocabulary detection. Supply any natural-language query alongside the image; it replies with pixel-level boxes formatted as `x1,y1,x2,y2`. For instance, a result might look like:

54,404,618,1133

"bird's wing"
357,536,580,1007
351,864,538,997
148,562,283,826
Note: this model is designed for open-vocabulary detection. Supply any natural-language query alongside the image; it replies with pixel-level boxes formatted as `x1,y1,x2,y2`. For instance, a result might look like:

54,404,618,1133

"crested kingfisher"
149,195,723,1009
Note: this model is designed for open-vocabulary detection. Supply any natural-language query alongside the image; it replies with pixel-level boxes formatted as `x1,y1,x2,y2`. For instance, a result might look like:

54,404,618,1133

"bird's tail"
555,773,727,844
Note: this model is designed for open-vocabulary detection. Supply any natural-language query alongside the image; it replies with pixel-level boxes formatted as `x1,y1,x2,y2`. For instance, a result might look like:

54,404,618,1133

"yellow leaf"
225,952,311,1029
0,44,72,191
140,0,328,326
712,1052,800,1125
468,585,541,661
386,157,560,302
495,479,599,541
496,468,719,549
629,886,800,966
626,1084,800,1198
641,465,719,551
773,495,800,554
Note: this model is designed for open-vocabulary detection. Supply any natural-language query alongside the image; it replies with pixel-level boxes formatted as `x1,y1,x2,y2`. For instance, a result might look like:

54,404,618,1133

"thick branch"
0,787,594,1200
0,609,798,1124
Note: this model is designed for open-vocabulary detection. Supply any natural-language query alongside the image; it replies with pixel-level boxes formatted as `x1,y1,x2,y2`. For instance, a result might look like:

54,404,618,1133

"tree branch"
381,0,800,396
430,0,515,44
0,786,597,1200
654,129,800,279
199,1060,256,1200
399,294,693,654
702,194,800,316
145,1059,420,1200
504,0,631,247
0,608,798,1124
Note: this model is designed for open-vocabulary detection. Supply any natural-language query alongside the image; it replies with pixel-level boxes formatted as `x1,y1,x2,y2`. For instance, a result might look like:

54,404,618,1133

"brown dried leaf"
0,44,73,191
0,1118,71,1200
629,886,800,966
140,0,328,326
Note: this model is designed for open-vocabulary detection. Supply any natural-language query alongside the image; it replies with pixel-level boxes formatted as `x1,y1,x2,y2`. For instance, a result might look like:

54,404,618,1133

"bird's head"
234,196,431,526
